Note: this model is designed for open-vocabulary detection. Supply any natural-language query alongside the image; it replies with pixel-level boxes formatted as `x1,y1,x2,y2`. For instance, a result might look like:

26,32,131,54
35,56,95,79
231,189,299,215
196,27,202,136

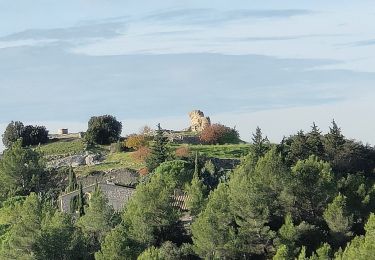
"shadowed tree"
251,126,270,160
146,124,170,172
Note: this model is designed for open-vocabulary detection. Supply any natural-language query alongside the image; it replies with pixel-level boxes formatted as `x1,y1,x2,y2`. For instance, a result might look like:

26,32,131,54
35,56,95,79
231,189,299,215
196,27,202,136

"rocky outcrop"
85,153,102,166
79,168,139,187
189,110,211,132
47,152,103,168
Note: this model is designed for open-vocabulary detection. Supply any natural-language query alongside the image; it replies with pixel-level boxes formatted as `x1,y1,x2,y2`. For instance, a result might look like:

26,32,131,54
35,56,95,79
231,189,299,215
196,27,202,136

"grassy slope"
172,144,250,159
37,138,144,175
38,138,86,156
38,138,249,176
75,152,145,176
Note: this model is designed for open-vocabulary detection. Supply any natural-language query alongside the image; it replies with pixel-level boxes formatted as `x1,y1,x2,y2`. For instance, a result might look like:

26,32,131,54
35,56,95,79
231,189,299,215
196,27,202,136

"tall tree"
34,211,79,260
0,139,44,197
227,148,286,257
146,124,170,172
338,213,375,260
85,115,122,145
192,183,238,259
123,164,179,246
77,186,115,246
65,167,78,193
251,126,270,160
323,194,353,245
77,183,85,217
307,122,325,159
65,167,79,213
325,120,345,161
185,174,207,217
95,224,141,260
2,121,24,148
288,156,336,223
0,193,42,259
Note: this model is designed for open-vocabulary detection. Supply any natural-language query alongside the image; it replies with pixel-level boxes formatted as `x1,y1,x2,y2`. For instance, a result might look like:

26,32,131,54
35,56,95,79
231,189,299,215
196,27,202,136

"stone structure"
189,110,211,132
58,128,69,135
59,182,135,212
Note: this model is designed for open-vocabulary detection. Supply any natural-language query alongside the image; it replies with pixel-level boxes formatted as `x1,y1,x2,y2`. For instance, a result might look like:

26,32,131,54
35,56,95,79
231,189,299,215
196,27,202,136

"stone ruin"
189,110,211,132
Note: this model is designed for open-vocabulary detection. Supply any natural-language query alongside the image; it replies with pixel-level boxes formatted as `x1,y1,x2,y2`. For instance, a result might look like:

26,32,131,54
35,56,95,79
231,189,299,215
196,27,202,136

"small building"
58,128,69,135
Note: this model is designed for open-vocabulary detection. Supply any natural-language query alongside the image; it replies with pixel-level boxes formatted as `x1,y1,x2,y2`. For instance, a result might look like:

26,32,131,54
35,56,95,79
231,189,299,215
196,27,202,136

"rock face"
47,152,103,168
189,110,211,132
85,153,102,166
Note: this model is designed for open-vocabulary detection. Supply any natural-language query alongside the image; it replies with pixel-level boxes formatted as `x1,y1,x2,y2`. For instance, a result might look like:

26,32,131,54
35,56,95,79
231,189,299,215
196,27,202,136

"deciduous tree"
85,115,122,145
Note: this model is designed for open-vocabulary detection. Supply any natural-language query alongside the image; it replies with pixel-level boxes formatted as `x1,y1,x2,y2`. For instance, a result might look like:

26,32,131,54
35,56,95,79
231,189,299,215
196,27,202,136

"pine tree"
0,193,42,259
297,246,307,260
288,130,310,164
146,124,169,172
34,211,78,260
0,139,44,197
339,213,375,260
77,186,115,256
123,167,179,246
323,193,353,245
307,122,325,159
325,120,345,161
328,120,345,147
192,183,238,259
289,156,336,223
95,224,141,260
310,243,332,260
186,175,207,217
251,126,270,160
273,244,291,260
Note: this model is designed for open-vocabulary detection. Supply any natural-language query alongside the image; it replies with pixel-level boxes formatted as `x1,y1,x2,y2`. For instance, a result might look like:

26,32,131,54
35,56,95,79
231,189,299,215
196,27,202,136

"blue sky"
1,1,375,150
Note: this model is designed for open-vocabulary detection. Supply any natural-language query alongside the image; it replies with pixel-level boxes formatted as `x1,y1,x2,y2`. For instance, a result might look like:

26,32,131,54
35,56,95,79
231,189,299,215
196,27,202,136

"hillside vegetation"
2,116,375,259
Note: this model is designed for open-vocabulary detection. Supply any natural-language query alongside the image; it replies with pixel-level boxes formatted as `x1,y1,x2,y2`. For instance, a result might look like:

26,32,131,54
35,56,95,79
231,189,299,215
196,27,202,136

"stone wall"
59,183,135,212
79,168,139,187
210,157,241,171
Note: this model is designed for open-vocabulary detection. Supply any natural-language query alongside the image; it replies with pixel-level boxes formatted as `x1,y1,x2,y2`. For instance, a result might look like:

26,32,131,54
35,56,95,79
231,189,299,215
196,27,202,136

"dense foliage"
1,120,375,259
125,134,148,150
2,121,49,148
85,115,122,145
145,124,170,172
199,123,240,144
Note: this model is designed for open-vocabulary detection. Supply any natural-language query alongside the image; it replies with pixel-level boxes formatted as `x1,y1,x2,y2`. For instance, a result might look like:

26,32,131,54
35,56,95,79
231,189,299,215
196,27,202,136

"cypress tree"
146,123,169,172
66,166,78,193
194,151,199,177
77,183,85,217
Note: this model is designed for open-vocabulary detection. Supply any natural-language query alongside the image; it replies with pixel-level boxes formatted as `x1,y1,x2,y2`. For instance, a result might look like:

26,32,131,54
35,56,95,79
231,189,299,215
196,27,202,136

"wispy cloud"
0,41,374,124
0,22,126,42
347,39,375,47
143,8,313,25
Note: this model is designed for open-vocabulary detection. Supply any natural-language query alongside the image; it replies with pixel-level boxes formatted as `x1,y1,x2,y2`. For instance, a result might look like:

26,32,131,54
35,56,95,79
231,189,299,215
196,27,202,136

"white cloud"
68,9,375,72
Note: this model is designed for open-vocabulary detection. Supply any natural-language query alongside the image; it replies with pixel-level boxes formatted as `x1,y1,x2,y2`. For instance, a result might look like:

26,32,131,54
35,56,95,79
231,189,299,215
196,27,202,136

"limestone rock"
47,154,86,168
47,153,103,168
189,110,211,132
85,153,102,166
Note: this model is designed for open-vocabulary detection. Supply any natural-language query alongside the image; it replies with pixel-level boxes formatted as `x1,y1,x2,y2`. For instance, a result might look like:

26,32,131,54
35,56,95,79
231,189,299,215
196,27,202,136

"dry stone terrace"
59,182,136,212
